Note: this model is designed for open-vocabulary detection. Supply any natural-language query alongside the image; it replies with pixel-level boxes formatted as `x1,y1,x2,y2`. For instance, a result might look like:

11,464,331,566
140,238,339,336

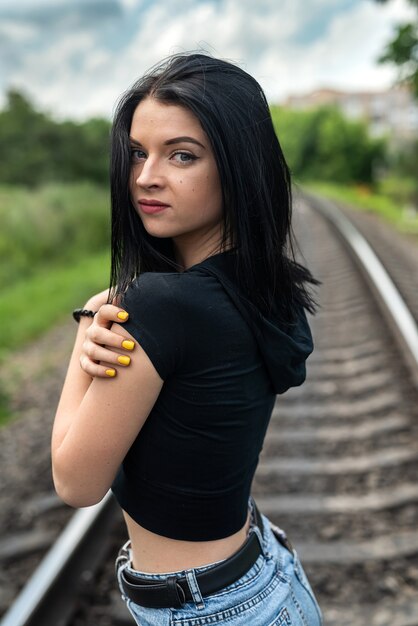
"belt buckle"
270,523,294,554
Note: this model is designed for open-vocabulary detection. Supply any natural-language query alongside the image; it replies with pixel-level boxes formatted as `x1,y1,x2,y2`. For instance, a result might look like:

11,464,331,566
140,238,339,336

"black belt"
118,500,293,609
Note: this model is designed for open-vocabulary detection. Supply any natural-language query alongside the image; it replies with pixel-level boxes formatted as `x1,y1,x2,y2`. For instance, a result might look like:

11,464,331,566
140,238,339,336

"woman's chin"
144,227,176,239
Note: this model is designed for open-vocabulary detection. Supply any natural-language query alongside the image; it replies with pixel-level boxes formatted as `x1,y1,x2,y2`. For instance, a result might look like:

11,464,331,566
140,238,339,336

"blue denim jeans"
116,500,323,626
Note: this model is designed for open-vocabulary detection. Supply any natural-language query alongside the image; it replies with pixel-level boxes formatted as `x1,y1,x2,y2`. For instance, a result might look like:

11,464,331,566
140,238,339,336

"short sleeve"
117,273,185,380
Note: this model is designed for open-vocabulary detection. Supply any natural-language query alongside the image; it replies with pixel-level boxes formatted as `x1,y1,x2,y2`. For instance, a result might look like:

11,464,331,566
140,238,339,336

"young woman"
52,52,322,625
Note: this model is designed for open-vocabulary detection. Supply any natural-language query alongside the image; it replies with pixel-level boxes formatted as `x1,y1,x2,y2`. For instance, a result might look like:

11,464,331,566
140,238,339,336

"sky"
0,0,415,120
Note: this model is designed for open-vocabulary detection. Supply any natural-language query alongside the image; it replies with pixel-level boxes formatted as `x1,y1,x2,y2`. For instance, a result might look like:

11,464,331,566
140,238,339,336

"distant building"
283,85,418,141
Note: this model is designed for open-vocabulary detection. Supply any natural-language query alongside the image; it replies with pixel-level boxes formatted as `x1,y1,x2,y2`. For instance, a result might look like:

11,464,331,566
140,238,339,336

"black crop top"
111,250,313,541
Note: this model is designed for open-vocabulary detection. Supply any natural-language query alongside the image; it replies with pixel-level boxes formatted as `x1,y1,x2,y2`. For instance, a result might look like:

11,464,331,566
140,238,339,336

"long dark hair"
109,52,320,323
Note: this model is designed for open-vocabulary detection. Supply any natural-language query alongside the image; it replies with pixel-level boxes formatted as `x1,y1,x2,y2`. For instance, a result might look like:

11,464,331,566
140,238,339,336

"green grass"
0,181,110,426
302,181,418,236
0,250,110,425
0,250,110,360
0,182,110,289
0,389,12,426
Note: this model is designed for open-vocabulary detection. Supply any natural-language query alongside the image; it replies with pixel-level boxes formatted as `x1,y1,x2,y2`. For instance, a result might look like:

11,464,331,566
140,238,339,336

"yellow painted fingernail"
122,340,135,350
105,369,116,377
117,355,131,366
117,311,129,320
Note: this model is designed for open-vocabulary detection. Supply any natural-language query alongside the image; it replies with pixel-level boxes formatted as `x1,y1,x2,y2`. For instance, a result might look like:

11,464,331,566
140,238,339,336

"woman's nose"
135,158,162,187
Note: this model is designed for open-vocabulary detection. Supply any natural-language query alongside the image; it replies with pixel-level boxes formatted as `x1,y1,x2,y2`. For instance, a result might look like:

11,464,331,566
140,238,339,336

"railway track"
1,191,418,626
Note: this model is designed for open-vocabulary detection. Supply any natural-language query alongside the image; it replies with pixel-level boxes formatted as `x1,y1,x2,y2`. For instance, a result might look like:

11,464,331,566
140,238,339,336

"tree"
270,105,386,185
0,89,111,186
376,0,418,98
0,90,54,186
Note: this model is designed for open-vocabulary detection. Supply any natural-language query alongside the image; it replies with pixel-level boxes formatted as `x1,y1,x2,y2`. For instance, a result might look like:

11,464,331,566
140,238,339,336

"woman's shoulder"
121,270,207,312
128,271,173,291
122,272,177,309
130,269,217,295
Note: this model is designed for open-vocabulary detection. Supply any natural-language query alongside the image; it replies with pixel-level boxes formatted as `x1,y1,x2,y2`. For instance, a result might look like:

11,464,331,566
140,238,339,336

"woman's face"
129,96,223,257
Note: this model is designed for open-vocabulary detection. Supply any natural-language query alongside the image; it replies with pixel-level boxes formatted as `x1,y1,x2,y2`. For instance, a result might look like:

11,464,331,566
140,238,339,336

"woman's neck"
174,239,233,272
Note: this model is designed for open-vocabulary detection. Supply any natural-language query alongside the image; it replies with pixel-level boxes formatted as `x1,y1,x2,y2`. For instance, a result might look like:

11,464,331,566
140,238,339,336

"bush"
0,182,110,288
270,105,387,184
379,175,418,209
0,90,110,187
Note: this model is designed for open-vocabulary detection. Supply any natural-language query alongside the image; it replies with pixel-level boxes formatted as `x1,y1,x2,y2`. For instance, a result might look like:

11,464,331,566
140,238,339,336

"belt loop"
115,539,131,580
116,558,130,602
248,496,256,530
250,497,271,559
185,569,205,610
270,523,295,555
251,525,266,557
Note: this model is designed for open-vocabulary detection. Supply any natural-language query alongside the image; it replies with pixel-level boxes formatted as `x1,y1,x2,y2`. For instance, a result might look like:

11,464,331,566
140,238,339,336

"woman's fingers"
80,354,120,379
84,288,112,312
80,343,132,378
94,304,129,327
80,304,136,378
86,325,135,351
84,342,132,366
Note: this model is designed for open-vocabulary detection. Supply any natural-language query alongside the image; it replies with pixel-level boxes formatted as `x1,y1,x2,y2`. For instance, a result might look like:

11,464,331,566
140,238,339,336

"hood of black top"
188,250,314,395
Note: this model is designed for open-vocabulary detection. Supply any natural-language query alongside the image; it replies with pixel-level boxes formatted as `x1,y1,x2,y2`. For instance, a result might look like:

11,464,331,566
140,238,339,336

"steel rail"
304,191,418,389
0,491,119,626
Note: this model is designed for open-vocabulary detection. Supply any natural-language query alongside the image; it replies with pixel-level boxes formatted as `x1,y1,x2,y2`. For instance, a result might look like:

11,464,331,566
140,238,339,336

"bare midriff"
122,508,252,573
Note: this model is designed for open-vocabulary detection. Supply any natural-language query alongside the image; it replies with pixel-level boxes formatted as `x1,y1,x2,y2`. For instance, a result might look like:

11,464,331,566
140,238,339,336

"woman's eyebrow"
129,136,206,149
165,136,206,149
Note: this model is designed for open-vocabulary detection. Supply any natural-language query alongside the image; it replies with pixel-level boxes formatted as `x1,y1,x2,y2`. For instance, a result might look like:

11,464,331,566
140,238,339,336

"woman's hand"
85,287,119,312
80,301,135,379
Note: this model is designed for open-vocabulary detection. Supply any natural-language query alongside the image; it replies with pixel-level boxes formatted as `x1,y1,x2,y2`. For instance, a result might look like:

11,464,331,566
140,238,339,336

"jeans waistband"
115,497,267,609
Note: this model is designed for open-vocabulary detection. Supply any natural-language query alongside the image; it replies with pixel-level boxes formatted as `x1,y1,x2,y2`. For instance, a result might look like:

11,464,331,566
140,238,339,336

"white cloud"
118,0,142,10
0,20,38,42
267,0,416,99
0,0,415,118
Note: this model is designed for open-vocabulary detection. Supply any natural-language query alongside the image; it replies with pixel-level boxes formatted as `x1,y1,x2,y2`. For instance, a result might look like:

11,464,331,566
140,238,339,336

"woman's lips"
138,202,169,214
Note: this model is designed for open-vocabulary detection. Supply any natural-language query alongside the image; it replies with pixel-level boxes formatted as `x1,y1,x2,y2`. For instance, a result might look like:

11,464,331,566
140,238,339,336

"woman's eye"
131,149,146,162
172,152,197,164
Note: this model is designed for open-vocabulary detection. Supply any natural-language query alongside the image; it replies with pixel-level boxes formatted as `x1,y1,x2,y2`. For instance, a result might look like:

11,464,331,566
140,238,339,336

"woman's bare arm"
51,304,164,508
51,291,126,450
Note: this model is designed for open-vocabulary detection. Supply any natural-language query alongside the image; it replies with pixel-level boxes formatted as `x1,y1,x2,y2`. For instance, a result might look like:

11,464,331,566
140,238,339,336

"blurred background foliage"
0,90,110,187
271,104,418,224
0,90,112,363
0,182,109,289
270,105,387,184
